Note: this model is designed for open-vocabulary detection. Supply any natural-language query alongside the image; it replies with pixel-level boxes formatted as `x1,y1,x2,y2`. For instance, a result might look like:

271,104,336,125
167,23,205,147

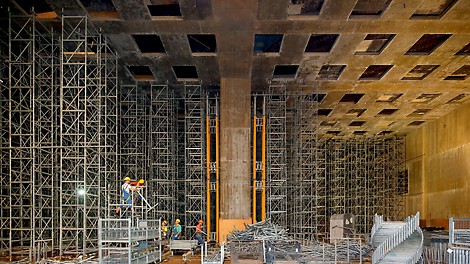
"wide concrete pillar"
218,78,252,241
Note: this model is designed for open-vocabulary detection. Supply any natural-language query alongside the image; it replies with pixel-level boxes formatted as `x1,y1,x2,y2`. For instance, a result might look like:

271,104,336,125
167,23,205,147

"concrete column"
218,78,252,241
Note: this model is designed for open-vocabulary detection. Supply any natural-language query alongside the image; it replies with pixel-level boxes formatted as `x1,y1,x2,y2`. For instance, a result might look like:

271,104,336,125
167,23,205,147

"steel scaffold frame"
291,88,326,241
33,18,58,258
0,17,9,253
118,84,150,219
184,83,205,236
101,38,118,219
328,139,346,216
266,82,288,228
9,14,35,257
59,15,103,254
150,85,176,221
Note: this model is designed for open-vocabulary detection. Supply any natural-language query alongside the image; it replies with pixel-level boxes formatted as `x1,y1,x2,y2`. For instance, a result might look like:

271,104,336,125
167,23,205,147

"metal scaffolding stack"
266,82,288,228
33,17,59,258
0,13,119,261
291,90,326,241
184,83,205,236
59,15,103,254
150,85,177,221
8,14,35,258
118,84,150,218
0,17,9,253
328,139,346,216
101,39,119,219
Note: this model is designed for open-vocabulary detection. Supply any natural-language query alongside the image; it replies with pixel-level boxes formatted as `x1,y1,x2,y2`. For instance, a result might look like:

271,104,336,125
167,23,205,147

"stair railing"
372,212,421,264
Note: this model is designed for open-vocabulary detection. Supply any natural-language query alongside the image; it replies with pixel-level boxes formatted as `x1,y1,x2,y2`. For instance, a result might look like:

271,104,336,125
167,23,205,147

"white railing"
371,214,384,241
448,218,470,264
372,212,421,264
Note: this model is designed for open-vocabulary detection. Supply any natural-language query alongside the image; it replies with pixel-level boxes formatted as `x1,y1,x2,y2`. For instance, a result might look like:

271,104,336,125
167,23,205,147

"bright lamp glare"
77,189,86,196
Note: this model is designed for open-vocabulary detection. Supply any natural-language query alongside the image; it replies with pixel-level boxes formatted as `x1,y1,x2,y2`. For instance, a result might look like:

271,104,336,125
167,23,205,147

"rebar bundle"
228,219,289,241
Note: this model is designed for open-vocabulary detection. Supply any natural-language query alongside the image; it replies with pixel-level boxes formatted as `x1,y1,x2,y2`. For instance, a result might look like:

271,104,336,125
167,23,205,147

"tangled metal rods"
228,219,289,241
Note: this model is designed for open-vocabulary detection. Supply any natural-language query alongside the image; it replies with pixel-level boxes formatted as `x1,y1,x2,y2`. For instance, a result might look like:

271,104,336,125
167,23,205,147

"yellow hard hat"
175,219,180,223
163,220,168,225
124,177,131,181
138,179,145,184
198,219,204,224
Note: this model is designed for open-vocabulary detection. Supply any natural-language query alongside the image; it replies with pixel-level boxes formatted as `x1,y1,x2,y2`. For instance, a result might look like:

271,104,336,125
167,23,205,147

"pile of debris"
228,219,290,241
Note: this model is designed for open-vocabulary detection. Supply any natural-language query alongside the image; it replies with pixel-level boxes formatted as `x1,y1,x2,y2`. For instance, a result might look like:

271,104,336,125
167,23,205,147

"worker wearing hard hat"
131,179,145,206
172,219,182,240
195,219,204,245
115,176,134,216
161,220,169,240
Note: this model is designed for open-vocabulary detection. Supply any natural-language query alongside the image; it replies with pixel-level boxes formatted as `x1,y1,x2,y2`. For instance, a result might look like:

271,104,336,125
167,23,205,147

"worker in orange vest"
195,219,204,245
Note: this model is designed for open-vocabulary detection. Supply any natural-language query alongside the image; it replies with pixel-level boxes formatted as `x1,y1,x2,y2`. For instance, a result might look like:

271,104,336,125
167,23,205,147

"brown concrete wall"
406,102,470,229
219,78,252,220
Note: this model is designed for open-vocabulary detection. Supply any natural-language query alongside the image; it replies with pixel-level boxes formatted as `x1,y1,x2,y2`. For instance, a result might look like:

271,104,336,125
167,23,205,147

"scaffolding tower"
59,15,103,254
150,85,177,221
184,83,205,236
266,82,288,228
101,38,118,220
0,16,9,253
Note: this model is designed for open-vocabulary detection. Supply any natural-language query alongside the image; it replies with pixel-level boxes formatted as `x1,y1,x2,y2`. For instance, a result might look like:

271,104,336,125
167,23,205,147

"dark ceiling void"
447,93,468,104
402,65,439,80
456,43,470,55
316,109,332,116
378,130,393,135
132,35,165,53
321,121,337,126
350,0,392,17
408,120,426,126
408,109,431,117
412,94,441,103
172,66,198,80
316,65,345,80
127,66,154,80
411,0,458,19
340,94,364,104
376,93,403,103
353,131,367,135
444,65,470,80
80,0,116,12
289,0,325,15
406,34,451,55
378,109,398,115
254,34,283,53
349,121,366,127
272,65,299,79
355,34,395,55
80,0,119,19
346,109,366,117
15,0,55,15
359,65,393,80
187,34,217,53
326,130,341,135
148,4,182,17
305,34,339,53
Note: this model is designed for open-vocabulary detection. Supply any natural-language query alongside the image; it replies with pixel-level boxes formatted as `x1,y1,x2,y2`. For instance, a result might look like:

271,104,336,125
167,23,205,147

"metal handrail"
372,212,421,264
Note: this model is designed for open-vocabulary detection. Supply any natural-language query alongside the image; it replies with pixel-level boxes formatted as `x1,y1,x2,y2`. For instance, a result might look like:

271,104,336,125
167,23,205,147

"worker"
115,177,134,216
161,220,168,240
172,219,182,240
131,179,145,206
195,219,204,245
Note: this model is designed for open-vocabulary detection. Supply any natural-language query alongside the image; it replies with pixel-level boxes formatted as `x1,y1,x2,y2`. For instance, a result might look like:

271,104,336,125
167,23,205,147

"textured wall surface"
406,101,470,228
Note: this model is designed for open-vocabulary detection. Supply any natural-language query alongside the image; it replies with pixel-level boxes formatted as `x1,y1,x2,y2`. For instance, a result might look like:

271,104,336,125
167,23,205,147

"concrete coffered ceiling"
3,0,470,136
